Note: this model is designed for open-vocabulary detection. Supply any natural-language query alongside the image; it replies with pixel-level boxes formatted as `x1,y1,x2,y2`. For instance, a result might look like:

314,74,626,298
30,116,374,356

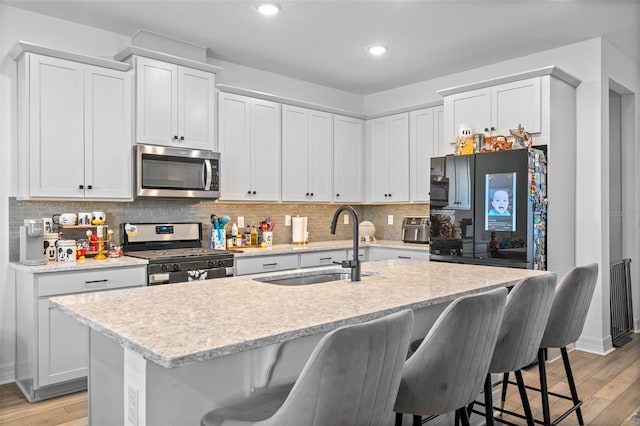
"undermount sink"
254,270,375,286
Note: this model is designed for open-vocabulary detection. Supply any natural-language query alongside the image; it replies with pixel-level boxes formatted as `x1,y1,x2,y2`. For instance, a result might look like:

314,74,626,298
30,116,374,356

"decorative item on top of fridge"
456,123,476,155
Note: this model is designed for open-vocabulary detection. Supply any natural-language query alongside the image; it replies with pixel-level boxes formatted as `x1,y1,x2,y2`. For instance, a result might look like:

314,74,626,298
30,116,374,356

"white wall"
601,39,640,334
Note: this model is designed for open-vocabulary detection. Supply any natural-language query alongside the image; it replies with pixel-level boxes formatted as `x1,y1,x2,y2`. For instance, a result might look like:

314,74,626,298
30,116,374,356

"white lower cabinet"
299,250,347,268
235,254,299,276
370,247,429,262
14,265,146,401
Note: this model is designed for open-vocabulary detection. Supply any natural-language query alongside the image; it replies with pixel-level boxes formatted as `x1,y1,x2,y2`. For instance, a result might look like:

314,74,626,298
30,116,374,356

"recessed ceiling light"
367,45,388,56
257,2,281,16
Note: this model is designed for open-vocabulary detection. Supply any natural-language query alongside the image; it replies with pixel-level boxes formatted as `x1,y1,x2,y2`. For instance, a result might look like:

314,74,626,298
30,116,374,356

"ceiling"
3,0,639,95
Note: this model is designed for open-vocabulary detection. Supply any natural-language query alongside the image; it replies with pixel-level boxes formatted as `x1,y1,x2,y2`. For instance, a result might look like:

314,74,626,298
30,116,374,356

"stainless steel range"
121,222,234,285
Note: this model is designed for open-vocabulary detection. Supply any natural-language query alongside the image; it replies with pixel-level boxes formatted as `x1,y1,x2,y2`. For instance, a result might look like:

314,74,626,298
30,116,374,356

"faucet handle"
340,259,358,268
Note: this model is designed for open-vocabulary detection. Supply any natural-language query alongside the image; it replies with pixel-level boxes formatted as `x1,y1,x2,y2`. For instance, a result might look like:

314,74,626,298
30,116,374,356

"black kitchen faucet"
330,205,361,282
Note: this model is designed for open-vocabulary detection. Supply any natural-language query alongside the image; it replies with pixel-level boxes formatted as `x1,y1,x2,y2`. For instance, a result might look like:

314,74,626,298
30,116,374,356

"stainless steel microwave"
134,144,220,199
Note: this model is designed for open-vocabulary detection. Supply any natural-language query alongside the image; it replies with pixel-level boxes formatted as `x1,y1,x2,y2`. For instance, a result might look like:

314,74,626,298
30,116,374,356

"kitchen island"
51,260,550,425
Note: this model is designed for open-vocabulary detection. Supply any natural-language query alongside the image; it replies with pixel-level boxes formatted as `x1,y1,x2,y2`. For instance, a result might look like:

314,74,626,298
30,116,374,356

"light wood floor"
1,334,638,425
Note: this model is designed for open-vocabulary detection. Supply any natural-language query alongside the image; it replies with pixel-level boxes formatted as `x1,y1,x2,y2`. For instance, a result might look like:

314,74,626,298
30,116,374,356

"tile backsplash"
8,197,429,261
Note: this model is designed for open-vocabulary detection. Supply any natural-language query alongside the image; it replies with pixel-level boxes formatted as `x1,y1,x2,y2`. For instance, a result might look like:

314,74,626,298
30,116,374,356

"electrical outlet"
237,216,245,228
128,386,139,426
388,215,394,225
285,215,291,226
344,214,349,225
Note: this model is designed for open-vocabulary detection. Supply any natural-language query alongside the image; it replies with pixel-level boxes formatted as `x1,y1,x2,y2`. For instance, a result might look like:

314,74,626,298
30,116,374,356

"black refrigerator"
429,148,547,270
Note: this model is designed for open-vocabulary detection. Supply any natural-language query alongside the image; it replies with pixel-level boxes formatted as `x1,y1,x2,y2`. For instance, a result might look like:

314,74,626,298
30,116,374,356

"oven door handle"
204,159,212,191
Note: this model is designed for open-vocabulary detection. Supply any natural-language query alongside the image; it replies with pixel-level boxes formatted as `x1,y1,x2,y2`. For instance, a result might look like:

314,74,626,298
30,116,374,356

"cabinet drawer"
299,250,347,268
371,247,429,262
37,266,146,297
235,255,299,276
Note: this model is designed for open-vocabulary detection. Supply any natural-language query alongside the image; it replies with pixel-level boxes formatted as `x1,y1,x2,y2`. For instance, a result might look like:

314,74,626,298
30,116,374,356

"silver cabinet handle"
319,257,332,261
263,263,278,267
398,256,412,260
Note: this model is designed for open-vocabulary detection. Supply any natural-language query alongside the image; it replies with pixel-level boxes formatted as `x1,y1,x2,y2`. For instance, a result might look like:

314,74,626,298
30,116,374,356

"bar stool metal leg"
514,370,534,426
561,347,584,425
484,375,495,426
500,372,510,411
538,348,552,425
412,414,422,426
396,412,403,426
457,407,471,426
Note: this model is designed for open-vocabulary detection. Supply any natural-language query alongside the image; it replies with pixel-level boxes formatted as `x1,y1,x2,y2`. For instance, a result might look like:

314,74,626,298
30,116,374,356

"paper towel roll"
292,216,308,243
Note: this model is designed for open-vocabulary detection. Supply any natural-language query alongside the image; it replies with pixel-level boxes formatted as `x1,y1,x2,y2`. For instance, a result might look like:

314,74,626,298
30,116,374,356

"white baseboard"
634,318,640,332
0,361,15,385
575,334,614,355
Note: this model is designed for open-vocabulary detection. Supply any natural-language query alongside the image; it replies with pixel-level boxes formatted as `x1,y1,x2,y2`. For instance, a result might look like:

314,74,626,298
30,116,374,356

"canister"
57,240,77,262
43,233,58,261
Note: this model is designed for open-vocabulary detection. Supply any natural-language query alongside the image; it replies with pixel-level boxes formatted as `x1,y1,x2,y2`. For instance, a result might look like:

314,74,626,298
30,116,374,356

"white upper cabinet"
135,56,215,150
218,92,281,201
282,105,332,202
442,77,541,153
409,106,442,203
333,115,363,203
16,50,132,200
366,113,410,203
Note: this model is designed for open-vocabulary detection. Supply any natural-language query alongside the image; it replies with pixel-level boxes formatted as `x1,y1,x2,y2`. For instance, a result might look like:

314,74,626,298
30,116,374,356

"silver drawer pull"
319,257,332,261
263,263,278,267
398,256,411,260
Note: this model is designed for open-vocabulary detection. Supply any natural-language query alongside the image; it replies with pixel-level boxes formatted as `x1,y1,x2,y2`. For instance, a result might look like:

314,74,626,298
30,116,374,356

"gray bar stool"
469,273,557,426
500,263,599,425
394,287,508,426
200,309,414,426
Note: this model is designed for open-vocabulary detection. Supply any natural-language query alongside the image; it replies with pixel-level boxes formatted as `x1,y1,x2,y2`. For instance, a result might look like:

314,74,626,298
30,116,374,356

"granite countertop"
10,256,148,272
231,239,429,257
51,260,549,369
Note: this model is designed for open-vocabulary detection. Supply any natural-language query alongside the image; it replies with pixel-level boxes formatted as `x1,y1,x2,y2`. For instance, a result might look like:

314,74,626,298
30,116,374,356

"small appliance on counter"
20,219,47,265
359,221,376,242
401,217,430,244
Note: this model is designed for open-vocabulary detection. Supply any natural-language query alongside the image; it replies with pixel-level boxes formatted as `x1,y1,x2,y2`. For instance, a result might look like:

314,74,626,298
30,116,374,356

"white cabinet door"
282,106,332,202
84,65,132,199
369,117,390,202
307,110,333,202
218,92,252,200
435,105,444,158
443,87,490,153
178,66,215,150
28,55,85,198
333,115,363,203
37,298,88,386
410,107,436,203
491,77,541,134
282,105,310,202
388,113,410,202
135,57,178,146
251,98,281,201
368,113,409,203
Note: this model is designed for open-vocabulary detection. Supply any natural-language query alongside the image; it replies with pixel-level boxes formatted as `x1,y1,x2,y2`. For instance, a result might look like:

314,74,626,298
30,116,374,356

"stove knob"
172,264,180,272
217,259,226,267
161,264,169,271
207,260,215,268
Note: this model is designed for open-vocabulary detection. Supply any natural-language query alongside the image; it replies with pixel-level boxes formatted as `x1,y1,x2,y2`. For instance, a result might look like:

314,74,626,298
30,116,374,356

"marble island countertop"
230,239,428,256
51,260,549,369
